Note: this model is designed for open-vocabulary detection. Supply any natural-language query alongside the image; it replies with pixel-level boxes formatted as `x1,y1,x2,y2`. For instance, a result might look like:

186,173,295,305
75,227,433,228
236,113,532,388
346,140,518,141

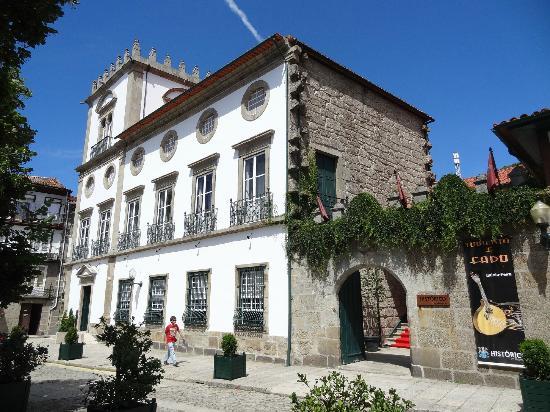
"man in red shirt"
164,315,184,366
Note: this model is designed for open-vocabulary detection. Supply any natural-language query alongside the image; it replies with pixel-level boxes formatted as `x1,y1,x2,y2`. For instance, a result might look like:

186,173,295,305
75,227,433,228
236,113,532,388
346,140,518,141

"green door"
80,286,91,331
316,153,337,210
339,271,366,364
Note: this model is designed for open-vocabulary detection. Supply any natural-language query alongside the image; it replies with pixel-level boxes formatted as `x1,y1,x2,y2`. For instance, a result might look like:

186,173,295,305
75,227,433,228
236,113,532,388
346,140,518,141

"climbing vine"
286,168,546,274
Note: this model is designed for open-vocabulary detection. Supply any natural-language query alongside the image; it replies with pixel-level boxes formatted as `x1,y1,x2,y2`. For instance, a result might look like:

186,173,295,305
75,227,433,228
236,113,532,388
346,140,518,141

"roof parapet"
90,39,199,94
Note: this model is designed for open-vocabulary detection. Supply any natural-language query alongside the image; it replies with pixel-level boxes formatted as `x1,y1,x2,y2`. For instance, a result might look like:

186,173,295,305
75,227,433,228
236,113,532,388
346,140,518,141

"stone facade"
290,228,550,388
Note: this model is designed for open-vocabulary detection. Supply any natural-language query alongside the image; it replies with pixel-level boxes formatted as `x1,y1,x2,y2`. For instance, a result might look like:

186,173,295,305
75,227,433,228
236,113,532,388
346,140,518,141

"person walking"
164,315,185,366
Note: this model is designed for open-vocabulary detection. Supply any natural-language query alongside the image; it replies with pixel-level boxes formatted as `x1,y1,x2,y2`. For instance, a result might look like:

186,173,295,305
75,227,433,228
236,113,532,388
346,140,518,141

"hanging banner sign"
463,237,525,368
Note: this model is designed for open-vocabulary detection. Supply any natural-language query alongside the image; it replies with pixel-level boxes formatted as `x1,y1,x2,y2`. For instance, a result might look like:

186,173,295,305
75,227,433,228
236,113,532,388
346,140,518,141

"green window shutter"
316,153,337,210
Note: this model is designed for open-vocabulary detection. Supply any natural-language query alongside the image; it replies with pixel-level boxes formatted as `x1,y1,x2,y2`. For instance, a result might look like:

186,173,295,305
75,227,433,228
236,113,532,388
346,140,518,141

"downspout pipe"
50,190,70,313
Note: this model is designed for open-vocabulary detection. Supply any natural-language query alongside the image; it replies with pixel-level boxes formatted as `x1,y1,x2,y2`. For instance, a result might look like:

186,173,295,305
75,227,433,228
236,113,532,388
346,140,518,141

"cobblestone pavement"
30,363,292,412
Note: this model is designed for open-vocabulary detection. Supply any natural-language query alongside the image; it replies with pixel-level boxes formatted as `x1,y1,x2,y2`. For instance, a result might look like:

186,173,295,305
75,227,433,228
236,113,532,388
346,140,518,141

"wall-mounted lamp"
128,269,143,288
530,201,550,250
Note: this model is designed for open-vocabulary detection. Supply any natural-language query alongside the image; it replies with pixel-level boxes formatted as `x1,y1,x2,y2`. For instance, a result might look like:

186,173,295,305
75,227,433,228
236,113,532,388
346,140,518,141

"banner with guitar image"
463,237,525,367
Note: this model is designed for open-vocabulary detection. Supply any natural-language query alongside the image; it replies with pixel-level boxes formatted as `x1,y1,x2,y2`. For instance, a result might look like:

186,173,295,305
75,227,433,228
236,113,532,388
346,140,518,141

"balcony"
118,229,141,251
147,222,175,245
184,208,217,236
23,285,53,299
143,309,163,325
230,191,273,227
183,306,207,327
233,308,264,332
90,135,112,160
72,243,89,260
91,238,110,257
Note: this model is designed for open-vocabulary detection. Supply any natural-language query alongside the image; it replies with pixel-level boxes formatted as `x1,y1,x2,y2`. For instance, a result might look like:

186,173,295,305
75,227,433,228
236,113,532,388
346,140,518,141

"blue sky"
22,0,550,193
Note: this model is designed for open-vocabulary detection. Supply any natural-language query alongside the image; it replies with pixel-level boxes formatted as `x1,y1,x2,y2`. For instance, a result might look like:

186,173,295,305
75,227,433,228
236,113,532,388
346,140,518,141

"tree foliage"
0,0,76,307
0,326,48,383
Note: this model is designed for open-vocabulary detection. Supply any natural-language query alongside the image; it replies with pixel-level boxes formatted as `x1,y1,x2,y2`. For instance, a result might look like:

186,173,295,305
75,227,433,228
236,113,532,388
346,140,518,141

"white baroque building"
66,34,434,365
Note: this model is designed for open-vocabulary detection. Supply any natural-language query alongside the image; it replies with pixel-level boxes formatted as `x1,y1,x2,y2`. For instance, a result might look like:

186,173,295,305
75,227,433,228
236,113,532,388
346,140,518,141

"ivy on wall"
286,170,545,274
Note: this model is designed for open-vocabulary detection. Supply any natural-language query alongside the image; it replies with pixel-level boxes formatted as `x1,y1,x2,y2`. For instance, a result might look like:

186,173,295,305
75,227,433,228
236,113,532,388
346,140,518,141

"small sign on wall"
416,294,450,307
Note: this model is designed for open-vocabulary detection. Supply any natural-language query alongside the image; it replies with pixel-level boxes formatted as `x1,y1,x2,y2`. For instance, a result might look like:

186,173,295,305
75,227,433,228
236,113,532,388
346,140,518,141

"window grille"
115,279,132,323
200,114,215,136
184,271,208,326
162,134,176,155
247,88,266,114
145,276,166,325
234,266,264,331
132,150,144,169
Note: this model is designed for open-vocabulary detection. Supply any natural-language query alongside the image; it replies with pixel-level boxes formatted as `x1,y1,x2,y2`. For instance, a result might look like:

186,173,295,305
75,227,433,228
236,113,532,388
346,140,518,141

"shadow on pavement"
29,378,91,412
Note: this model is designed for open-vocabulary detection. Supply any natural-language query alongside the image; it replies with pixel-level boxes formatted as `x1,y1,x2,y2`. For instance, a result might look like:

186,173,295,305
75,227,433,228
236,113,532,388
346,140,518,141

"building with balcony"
65,35,433,364
1,176,74,335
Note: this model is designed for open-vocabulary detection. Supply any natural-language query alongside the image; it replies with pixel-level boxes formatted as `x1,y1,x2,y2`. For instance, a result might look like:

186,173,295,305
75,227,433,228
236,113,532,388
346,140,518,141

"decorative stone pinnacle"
116,55,122,68
132,39,140,58
205,71,211,77
97,75,103,85
110,63,115,73
192,65,199,80
124,49,130,63
92,80,97,92
102,69,108,82
178,61,186,75
164,55,171,67
148,48,157,62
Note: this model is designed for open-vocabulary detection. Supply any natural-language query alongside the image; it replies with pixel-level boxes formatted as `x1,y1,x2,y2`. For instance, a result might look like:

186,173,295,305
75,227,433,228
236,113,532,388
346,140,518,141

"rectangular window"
184,271,208,326
243,152,265,200
126,198,140,233
316,152,337,211
98,209,111,242
79,217,90,245
115,279,132,323
156,187,173,224
195,172,213,213
100,113,113,140
234,266,265,331
145,276,166,325
45,197,62,220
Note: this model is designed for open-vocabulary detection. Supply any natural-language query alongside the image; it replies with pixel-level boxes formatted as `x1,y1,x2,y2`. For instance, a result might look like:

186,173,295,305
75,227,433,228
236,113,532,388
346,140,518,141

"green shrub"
0,326,48,383
64,326,79,345
290,371,414,412
520,339,550,381
85,317,163,409
221,333,238,357
59,309,77,332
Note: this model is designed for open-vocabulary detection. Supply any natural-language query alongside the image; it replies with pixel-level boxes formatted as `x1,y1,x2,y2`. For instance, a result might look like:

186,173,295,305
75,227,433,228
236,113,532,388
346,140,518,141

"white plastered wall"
141,72,186,117
67,260,109,326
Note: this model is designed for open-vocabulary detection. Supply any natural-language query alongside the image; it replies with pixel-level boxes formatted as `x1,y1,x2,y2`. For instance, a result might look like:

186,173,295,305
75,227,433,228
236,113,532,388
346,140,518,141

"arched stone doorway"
337,266,409,366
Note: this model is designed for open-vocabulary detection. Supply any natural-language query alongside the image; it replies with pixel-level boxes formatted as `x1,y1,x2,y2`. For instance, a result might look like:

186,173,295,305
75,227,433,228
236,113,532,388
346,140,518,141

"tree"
0,0,77,308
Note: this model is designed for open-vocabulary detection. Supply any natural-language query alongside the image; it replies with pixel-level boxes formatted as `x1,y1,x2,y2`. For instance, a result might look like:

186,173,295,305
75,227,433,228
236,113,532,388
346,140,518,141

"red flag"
487,147,500,193
395,171,409,208
316,195,330,221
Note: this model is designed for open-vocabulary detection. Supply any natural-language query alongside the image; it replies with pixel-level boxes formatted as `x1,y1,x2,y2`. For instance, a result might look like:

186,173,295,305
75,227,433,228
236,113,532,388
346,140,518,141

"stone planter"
58,343,84,360
520,376,550,411
0,379,31,412
56,331,67,344
87,399,157,412
365,336,380,352
213,352,246,380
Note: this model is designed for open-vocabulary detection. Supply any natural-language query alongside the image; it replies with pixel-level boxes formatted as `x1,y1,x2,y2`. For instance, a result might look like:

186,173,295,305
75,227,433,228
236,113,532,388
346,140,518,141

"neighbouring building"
65,34,433,365
1,176,74,335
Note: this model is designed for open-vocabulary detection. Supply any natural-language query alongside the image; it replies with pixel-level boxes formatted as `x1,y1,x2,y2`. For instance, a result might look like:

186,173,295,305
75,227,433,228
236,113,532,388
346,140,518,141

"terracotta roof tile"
463,164,526,188
28,176,67,190
493,108,550,128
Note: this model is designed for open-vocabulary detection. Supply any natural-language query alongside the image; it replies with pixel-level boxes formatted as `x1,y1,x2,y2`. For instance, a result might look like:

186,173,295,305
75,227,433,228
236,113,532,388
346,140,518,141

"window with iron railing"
148,187,174,244
144,276,166,325
119,198,141,251
73,217,90,260
183,271,208,326
114,279,132,323
234,266,265,332
92,209,111,256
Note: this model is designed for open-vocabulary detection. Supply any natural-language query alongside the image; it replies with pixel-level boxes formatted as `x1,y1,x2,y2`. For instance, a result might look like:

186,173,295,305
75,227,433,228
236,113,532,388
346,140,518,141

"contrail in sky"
224,0,263,43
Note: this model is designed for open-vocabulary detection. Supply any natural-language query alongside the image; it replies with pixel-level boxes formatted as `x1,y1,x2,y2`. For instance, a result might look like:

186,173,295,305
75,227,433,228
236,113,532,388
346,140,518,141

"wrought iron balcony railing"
182,306,207,327
114,309,130,323
91,238,110,257
72,243,89,260
143,309,163,325
230,191,273,227
147,222,175,245
118,229,141,251
23,285,53,299
90,135,112,159
233,308,264,332
184,208,217,236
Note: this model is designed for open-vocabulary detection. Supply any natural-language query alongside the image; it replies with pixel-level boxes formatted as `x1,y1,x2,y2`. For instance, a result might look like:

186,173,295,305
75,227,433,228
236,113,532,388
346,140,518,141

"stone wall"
289,228,550,388
149,328,287,364
301,57,433,204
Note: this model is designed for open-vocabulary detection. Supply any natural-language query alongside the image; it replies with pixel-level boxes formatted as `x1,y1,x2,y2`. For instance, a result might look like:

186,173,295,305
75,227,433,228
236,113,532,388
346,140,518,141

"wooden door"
80,286,91,331
339,271,366,364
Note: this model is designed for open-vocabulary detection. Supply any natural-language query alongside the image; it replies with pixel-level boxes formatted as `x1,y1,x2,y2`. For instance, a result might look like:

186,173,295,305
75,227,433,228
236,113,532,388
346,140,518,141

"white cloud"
223,0,263,43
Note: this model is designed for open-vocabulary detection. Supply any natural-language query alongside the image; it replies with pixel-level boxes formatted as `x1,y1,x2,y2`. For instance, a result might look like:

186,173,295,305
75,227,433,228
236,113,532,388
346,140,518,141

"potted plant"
0,326,48,412
85,317,163,411
519,339,550,411
57,309,77,344
213,333,246,380
58,325,84,360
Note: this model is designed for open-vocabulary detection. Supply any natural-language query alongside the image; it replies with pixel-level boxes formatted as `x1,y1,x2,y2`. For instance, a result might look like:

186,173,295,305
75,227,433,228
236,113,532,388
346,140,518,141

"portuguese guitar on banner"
463,237,525,367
